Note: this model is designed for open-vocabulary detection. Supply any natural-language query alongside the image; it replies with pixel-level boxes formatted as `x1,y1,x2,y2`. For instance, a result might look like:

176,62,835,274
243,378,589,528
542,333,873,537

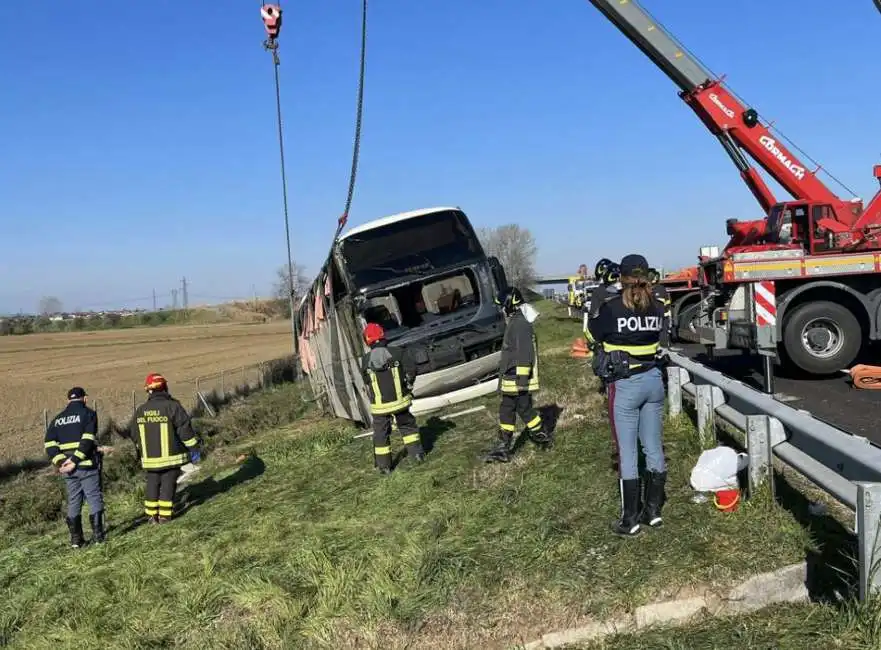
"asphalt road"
674,343,881,444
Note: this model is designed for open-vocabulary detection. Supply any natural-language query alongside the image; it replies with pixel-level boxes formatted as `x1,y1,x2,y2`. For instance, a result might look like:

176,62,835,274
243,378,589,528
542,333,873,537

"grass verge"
0,301,811,649
575,600,881,649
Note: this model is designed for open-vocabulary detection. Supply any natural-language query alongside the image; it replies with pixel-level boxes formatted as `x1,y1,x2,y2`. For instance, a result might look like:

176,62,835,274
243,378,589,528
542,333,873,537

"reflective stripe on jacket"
131,391,200,470
499,310,540,394
44,402,99,468
361,342,416,415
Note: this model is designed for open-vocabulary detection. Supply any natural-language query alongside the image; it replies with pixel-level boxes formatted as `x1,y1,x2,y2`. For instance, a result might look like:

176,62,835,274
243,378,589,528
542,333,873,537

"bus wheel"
781,301,861,375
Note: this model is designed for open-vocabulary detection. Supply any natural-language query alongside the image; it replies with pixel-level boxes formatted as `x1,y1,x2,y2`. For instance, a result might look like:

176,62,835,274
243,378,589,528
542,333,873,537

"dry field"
0,320,293,463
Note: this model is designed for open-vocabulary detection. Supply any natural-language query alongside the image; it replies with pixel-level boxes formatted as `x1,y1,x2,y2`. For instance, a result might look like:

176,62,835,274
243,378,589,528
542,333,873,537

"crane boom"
586,0,881,238
587,0,710,93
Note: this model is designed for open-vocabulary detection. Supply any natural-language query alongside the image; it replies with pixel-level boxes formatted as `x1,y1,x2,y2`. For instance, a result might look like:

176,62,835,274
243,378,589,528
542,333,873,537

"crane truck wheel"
675,302,701,343
781,301,861,376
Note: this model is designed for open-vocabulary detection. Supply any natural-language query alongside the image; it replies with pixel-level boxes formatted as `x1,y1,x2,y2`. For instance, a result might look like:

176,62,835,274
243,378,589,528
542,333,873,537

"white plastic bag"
689,445,748,492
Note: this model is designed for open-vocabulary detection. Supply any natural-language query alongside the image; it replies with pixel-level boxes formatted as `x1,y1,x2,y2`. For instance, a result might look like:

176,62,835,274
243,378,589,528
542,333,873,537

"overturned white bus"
295,207,509,423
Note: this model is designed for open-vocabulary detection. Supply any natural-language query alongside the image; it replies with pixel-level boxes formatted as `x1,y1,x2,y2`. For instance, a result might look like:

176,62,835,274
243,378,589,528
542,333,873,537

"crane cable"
260,2,304,381
335,0,368,240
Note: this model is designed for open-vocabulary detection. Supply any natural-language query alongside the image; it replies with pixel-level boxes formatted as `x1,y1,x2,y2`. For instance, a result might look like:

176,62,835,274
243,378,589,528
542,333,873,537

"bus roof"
338,206,461,241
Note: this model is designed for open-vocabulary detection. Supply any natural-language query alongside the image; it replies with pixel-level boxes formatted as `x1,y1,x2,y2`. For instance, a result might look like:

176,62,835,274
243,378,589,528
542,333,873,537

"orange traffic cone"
570,338,590,359
714,488,740,512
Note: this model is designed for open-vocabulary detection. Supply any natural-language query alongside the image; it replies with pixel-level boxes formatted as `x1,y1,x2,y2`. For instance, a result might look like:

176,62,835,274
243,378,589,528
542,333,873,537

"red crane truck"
587,0,881,377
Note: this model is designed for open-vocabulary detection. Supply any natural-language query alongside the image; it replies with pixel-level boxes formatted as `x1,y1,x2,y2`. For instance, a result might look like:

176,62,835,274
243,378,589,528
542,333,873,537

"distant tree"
477,224,538,290
38,296,63,316
34,316,52,332
104,313,122,328
0,319,12,336
274,262,310,305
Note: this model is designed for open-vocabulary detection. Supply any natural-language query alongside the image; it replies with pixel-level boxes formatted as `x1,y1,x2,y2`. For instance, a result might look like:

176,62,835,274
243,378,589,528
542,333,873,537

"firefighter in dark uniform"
648,268,674,342
588,254,669,537
586,259,622,396
129,373,202,522
484,287,550,462
361,323,425,474
45,386,105,548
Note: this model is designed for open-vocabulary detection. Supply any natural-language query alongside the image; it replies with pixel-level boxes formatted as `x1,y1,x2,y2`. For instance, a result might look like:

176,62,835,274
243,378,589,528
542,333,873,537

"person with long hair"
587,254,669,537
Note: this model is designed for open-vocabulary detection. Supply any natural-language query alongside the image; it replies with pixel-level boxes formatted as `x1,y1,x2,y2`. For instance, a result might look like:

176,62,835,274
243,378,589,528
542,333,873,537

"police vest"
599,294,665,369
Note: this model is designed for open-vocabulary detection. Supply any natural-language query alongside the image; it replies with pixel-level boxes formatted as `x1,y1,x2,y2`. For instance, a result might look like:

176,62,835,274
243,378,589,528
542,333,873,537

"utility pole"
152,289,157,312
181,277,189,310
172,289,179,310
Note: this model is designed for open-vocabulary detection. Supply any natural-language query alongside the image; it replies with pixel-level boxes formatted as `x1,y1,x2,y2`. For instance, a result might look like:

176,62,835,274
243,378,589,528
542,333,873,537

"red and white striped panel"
754,281,776,327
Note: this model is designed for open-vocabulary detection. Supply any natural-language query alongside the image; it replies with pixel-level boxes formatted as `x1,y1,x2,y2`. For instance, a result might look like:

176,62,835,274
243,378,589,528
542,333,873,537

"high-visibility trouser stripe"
157,500,174,517
499,423,516,432
51,453,66,465
500,379,539,394
402,433,421,445
515,366,531,376
602,342,659,356
141,454,188,469
374,446,392,455
526,415,542,430
370,396,412,415
144,500,158,516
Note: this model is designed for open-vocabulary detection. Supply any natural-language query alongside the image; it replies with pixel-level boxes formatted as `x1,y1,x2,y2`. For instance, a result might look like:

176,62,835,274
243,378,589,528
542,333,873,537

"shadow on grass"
709,422,858,603
0,458,50,483
113,455,266,536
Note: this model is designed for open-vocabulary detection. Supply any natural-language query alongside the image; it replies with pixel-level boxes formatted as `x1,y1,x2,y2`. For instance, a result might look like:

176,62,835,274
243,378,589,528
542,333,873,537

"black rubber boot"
529,425,553,450
640,471,667,528
90,511,106,543
66,515,85,548
413,453,426,463
376,466,392,475
482,432,513,463
611,479,641,537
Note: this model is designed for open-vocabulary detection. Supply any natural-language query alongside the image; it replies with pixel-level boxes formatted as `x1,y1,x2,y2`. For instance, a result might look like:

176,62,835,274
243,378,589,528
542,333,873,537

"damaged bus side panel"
295,207,508,424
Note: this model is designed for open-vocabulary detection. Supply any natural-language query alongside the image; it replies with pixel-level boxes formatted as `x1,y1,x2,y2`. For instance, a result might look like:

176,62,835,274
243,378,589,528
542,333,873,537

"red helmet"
363,323,385,345
144,373,167,391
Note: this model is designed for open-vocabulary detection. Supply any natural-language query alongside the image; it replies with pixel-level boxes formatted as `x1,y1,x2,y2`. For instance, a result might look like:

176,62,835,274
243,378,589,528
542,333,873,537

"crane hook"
261,4,283,48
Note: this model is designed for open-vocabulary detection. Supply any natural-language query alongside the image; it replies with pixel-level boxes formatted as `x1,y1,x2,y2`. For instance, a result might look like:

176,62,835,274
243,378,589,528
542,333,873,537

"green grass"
574,600,881,649
0,301,812,649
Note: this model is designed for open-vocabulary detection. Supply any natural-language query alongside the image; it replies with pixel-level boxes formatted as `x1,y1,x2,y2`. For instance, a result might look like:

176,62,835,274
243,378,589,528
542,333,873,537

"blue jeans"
607,367,666,480
64,467,104,518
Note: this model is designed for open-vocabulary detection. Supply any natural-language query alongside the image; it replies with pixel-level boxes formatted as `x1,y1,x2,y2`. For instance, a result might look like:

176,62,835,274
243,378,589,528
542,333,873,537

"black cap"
67,386,87,400
620,254,649,277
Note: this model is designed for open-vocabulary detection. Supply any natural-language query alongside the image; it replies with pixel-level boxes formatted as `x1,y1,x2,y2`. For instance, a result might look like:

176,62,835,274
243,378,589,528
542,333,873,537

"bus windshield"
340,209,484,287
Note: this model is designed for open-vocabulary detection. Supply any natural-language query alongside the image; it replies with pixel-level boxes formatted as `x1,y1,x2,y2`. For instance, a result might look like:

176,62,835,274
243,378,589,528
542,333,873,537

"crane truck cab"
295,206,509,423
697,198,881,376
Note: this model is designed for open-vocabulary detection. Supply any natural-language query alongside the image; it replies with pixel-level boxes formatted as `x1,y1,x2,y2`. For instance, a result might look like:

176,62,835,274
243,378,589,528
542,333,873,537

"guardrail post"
695,384,722,447
220,370,225,397
745,414,785,499
857,482,881,601
666,366,689,417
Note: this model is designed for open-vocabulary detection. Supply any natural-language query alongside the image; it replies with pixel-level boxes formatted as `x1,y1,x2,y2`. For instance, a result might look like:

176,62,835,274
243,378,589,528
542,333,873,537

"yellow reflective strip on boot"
374,446,392,455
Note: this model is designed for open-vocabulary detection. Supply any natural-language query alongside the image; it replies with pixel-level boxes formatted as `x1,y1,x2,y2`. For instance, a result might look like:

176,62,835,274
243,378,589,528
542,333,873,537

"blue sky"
2,1,880,313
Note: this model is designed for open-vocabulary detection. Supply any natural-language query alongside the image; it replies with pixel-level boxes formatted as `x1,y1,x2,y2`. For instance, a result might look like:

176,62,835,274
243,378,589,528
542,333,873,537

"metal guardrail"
665,350,881,601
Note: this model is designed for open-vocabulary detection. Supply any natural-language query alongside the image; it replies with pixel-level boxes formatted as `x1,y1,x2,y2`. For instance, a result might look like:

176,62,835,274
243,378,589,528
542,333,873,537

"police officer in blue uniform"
44,387,105,547
588,255,669,537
